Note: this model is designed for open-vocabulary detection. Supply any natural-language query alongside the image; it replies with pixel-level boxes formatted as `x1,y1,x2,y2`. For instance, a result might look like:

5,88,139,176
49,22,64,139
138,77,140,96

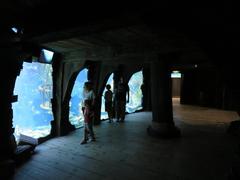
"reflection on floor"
13,99,239,180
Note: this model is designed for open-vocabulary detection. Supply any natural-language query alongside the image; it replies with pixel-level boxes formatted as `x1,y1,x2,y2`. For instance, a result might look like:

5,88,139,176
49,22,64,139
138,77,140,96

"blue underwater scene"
13,63,143,140
13,62,53,140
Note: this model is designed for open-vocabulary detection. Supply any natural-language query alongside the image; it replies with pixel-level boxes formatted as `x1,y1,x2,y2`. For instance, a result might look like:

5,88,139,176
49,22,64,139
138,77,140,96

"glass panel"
101,73,114,120
13,62,53,141
126,71,143,113
69,68,88,128
171,71,181,78
39,49,54,63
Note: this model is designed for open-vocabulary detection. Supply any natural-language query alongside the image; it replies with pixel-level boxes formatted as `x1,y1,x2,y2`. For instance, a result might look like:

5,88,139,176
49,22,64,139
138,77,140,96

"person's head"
84,81,93,91
106,84,111,90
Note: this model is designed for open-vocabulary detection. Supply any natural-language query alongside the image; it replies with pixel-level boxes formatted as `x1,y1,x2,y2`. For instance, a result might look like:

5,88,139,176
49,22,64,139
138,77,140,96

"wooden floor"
13,99,239,180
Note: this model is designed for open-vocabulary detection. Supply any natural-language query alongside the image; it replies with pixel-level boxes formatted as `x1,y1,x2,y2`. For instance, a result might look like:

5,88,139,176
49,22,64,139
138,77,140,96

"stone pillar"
51,56,63,136
88,61,102,125
0,29,22,178
147,59,180,138
142,66,151,111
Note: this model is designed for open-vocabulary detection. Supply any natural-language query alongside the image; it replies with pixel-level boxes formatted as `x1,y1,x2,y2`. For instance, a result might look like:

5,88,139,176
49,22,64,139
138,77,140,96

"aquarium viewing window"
12,62,53,141
69,68,88,128
101,73,114,120
126,71,143,113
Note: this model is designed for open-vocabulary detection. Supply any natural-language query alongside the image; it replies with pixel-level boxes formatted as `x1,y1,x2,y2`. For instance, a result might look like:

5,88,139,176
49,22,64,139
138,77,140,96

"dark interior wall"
196,68,218,107
180,70,198,105
220,62,240,111
180,68,214,106
180,66,239,110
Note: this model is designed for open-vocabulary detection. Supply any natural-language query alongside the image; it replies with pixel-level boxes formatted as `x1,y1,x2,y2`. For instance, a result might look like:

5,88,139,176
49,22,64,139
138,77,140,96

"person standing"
104,84,113,123
114,78,129,122
80,81,96,144
81,99,95,144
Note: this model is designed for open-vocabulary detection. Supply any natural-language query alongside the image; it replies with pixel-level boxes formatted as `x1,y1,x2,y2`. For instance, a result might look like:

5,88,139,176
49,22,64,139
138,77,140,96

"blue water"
69,68,88,128
126,71,143,113
100,71,143,118
13,62,53,139
12,64,143,140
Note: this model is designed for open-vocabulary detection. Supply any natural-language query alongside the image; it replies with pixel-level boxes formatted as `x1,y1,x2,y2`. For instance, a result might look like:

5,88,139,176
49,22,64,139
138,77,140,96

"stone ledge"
14,145,35,164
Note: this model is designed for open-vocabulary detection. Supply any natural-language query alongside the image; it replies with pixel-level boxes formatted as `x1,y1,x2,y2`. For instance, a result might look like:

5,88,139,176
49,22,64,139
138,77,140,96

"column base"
147,122,181,138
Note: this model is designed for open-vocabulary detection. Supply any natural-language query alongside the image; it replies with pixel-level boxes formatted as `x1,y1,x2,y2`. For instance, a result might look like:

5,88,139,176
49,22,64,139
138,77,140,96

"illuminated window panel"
39,49,54,63
127,71,143,113
69,68,88,128
171,71,181,78
13,62,53,141
101,73,114,120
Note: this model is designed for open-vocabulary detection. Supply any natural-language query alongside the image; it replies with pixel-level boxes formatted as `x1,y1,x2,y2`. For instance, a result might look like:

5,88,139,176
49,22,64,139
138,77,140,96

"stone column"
0,30,21,178
51,56,63,136
147,59,180,138
142,66,151,111
88,61,102,125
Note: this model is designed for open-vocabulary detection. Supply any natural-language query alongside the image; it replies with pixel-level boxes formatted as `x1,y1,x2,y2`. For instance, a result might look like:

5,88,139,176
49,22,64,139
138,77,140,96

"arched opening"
101,73,114,120
12,62,53,141
69,68,88,128
126,71,143,113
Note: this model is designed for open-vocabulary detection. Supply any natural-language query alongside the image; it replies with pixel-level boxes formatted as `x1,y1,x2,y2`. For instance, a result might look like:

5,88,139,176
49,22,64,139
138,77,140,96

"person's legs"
110,103,113,120
106,102,113,123
87,121,96,141
107,111,112,123
115,101,120,122
108,108,113,123
81,124,89,144
119,101,126,122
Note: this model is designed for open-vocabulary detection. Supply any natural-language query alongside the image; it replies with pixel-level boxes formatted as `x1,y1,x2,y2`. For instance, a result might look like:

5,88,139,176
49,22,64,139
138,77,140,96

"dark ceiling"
1,1,239,68
1,1,235,35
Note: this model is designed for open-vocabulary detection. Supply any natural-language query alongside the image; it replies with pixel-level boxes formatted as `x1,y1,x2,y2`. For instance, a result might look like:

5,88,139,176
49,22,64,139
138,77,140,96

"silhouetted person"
114,78,129,122
104,84,113,123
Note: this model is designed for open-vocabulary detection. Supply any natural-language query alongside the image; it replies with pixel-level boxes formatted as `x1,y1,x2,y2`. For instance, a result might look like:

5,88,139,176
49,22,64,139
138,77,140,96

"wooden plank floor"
13,99,239,180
